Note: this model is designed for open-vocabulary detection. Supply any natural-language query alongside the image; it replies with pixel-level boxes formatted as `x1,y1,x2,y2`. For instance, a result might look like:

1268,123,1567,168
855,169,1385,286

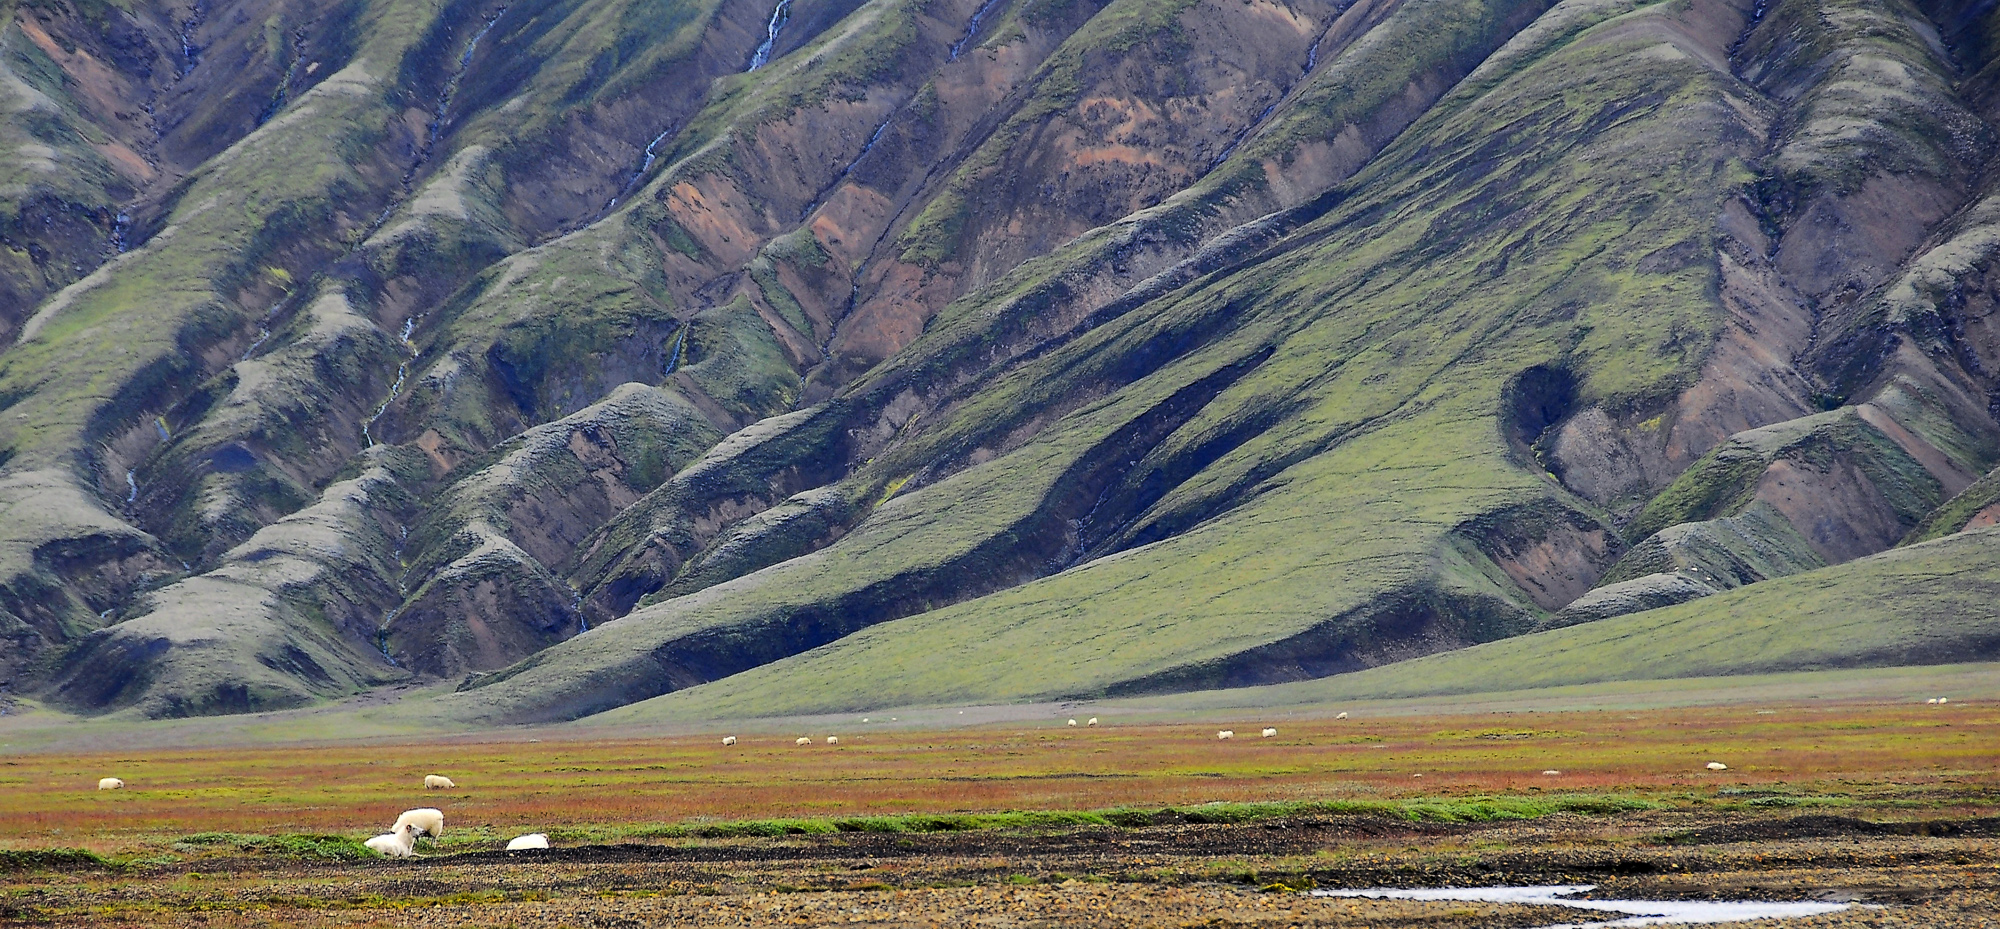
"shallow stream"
1307,884,1852,927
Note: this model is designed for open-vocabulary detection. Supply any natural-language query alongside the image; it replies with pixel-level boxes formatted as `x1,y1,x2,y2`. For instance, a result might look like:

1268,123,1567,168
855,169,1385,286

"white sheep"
1217,730,1234,740
1927,698,1940,704
1086,717,1098,727
796,737,812,746
366,823,420,858
825,736,839,745
1706,762,1728,771
506,833,550,850
1336,712,1349,720
722,736,737,746
1939,697,1950,704
1261,728,1278,738
394,808,445,845
1542,770,1562,776
423,775,456,790
1067,719,1077,727
97,777,124,791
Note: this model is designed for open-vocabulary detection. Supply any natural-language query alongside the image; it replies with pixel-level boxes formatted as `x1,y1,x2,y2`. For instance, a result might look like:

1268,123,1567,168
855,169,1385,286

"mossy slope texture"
6,0,2000,719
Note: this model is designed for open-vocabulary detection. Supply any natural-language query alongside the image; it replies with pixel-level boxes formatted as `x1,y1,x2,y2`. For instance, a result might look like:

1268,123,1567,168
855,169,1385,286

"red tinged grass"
2,701,1995,855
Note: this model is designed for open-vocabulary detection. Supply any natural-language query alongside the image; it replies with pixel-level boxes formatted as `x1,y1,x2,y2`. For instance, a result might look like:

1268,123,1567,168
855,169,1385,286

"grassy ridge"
1171,526,2000,706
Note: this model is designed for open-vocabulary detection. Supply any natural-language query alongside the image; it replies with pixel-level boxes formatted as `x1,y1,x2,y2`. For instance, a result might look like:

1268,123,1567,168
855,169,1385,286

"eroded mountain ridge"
2,0,1999,721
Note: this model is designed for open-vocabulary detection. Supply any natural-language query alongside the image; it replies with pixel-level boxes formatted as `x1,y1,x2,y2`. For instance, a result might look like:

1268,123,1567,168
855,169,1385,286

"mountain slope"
4,0,2000,720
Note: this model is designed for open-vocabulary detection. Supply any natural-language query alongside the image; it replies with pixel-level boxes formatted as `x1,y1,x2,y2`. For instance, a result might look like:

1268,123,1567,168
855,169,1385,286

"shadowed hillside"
3,0,1999,720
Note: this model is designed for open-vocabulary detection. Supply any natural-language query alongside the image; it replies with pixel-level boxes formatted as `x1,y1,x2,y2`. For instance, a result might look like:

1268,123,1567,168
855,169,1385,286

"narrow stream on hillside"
602,124,678,214
360,317,421,447
104,3,201,257
1211,102,1276,166
425,12,505,154
799,114,894,221
241,302,284,360
377,612,401,667
747,0,792,70
178,3,204,78
1309,886,1853,928
949,0,1007,59
1204,14,1343,173
256,25,315,127
357,8,504,447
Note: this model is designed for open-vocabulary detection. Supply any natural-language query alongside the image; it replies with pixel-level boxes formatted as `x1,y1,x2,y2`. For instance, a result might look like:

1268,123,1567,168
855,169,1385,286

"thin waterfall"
108,212,131,256
747,0,791,71
662,322,690,376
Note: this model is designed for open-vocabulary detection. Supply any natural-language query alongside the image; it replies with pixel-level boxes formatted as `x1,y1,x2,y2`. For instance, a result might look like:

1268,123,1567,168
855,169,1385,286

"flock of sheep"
90,698,1962,856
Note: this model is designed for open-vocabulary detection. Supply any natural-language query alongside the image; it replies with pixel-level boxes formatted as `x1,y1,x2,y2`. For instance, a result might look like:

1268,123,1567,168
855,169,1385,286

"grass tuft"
171,833,374,860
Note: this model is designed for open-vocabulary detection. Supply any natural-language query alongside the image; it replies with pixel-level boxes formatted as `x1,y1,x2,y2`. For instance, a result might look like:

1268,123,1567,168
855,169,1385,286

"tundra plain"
2,666,1998,925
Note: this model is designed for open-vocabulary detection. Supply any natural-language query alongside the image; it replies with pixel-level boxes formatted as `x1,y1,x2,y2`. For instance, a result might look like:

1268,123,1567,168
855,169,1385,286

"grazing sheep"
1087,717,1098,727
506,833,550,851
1335,712,1348,720
97,777,124,791
1261,728,1278,738
1706,762,1728,771
1217,730,1234,740
423,775,456,790
825,736,839,745
394,808,445,845
797,737,813,746
1542,770,1562,776
1939,697,1950,704
722,736,737,746
1067,719,1077,727
1928,698,1940,704
366,824,420,858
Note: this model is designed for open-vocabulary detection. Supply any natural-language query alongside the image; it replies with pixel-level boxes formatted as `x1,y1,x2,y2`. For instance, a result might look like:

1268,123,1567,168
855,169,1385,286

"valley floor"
2,664,1998,926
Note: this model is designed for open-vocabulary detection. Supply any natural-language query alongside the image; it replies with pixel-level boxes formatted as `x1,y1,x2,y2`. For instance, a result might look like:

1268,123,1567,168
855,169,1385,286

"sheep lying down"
366,824,421,858
506,833,550,850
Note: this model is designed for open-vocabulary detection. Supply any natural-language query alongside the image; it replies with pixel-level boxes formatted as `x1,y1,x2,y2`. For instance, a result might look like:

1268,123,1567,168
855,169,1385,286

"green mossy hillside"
449,0,1768,724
